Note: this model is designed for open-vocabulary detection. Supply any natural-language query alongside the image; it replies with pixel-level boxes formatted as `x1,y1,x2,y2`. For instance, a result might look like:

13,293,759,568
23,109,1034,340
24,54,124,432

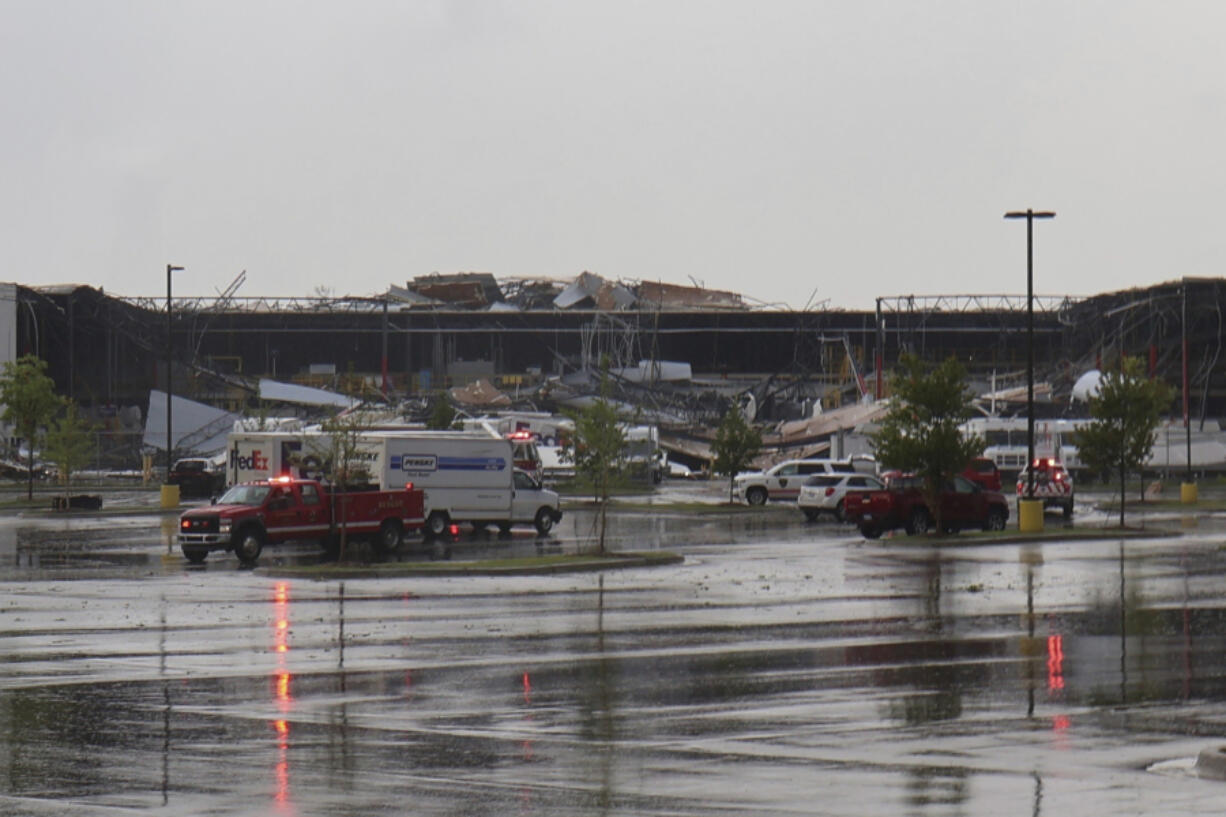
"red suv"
844,473,1010,539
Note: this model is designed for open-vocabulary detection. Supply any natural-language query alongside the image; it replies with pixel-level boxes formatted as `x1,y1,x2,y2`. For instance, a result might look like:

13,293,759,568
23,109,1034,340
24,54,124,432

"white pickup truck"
733,457,876,505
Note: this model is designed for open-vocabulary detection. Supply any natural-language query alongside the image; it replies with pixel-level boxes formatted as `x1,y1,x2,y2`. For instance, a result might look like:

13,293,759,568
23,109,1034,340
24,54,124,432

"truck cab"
507,431,544,481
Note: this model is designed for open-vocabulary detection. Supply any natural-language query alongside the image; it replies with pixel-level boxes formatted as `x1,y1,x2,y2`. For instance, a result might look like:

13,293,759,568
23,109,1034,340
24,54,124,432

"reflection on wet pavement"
1,502,1226,814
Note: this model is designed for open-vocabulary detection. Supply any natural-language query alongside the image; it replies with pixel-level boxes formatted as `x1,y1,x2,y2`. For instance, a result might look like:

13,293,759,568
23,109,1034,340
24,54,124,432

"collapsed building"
4,274,1222,471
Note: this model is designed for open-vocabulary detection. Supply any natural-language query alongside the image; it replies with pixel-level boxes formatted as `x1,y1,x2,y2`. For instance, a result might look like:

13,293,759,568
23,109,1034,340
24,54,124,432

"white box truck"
378,431,562,537
225,431,362,485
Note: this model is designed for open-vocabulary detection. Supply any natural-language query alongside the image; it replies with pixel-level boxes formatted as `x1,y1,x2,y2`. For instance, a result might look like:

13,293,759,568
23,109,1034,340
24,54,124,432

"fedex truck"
225,432,370,486
377,431,562,537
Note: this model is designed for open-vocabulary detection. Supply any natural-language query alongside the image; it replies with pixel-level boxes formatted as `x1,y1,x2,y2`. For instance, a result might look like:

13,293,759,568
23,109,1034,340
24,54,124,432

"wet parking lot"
3,491,1226,815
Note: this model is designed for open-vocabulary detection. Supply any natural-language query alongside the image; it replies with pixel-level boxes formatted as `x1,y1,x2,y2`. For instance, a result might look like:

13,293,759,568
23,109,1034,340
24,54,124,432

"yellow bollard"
1181,482,1198,505
160,484,181,509
1018,498,1044,533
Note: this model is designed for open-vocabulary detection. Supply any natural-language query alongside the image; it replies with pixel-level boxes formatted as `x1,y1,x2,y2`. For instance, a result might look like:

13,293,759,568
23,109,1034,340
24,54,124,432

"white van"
378,432,562,537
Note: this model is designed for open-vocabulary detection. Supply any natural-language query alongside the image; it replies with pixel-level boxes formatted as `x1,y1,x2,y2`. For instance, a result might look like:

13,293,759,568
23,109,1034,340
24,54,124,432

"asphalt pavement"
2,487,1226,815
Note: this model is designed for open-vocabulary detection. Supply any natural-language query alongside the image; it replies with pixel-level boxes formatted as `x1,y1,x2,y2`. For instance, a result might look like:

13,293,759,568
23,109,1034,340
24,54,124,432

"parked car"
167,458,224,498
962,456,1002,491
843,473,1010,539
734,458,874,505
798,473,885,522
1016,458,1075,517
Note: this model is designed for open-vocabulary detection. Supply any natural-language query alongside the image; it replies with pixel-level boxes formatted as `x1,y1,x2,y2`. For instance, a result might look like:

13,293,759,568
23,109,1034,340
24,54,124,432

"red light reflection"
275,670,291,709
521,671,535,762
273,719,290,806
270,582,294,810
1046,634,1065,692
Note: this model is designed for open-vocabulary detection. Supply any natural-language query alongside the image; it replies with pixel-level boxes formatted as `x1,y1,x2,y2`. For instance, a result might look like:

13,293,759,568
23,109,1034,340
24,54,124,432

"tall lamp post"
1181,279,1197,504
162,264,183,509
1004,209,1054,532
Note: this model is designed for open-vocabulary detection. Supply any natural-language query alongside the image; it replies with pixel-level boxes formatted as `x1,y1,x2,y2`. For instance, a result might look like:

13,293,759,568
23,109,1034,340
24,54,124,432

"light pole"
163,264,183,508
1004,209,1054,531
1181,279,1197,504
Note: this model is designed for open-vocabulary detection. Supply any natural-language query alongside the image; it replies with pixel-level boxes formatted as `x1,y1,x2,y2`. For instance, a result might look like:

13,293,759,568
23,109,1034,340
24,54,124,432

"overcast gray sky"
3,1,1224,309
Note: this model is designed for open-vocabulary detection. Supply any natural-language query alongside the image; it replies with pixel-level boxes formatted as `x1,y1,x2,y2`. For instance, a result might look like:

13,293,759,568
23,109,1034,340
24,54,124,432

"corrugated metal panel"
0,282,16,367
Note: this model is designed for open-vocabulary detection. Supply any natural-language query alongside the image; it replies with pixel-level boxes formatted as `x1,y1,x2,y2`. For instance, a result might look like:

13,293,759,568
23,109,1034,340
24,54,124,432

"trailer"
225,430,379,486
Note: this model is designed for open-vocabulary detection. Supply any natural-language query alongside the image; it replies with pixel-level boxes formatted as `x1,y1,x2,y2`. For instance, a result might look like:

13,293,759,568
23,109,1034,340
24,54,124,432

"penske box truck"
377,431,562,537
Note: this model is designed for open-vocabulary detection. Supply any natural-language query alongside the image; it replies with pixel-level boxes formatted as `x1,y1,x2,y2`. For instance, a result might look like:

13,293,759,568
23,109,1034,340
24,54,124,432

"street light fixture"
1004,210,1054,530
164,264,183,508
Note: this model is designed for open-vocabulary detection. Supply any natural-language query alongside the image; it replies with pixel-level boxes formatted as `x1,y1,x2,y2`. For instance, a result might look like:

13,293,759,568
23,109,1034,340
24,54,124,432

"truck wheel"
802,509,819,522
860,525,881,540
234,527,264,563
907,508,929,536
834,499,846,523
1063,500,1074,519
377,520,403,555
425,511,450,539
182,546,207,565
497,522,512,536
986,508,1007,531
534,507,554,535
746,487,768,506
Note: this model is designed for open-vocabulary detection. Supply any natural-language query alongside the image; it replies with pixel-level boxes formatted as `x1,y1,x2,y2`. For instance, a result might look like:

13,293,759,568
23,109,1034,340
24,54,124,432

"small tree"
0,355,63,500
711,403,762,503
1075,356,1173,527
427,396,458,430
318,411,375,561
870,355,983,534
44,401,96,504
563,396,626,555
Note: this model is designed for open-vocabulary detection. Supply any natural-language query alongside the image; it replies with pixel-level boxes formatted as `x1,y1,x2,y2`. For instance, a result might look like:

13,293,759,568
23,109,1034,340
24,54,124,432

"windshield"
217,484,271,506
513,470,540,490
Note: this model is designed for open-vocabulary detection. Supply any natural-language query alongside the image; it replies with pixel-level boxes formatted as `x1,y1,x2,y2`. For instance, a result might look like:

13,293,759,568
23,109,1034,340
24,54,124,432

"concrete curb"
1197,746,1226,780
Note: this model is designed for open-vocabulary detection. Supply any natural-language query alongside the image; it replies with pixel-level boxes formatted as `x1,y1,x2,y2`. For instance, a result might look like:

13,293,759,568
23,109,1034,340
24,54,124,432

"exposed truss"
114,294,387,314
579,313,643,373
876,294,1082,314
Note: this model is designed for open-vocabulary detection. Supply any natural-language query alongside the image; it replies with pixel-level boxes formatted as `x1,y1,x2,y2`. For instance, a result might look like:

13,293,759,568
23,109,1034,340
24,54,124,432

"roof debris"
449,378,513,407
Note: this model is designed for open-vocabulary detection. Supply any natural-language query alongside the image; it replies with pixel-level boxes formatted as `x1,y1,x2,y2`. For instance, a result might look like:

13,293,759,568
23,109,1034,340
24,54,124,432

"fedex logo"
230,444,270,472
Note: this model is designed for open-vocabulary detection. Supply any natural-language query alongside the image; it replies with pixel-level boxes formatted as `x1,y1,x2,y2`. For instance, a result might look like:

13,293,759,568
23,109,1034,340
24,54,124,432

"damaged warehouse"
4,274,1223,473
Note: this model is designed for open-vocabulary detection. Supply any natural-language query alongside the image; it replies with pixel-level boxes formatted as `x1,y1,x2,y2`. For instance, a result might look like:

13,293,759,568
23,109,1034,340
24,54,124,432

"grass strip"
256,550,683,580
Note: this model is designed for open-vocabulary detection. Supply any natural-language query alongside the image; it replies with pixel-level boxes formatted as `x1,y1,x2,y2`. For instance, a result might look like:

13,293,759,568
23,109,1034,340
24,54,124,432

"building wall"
19,282,1212,416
